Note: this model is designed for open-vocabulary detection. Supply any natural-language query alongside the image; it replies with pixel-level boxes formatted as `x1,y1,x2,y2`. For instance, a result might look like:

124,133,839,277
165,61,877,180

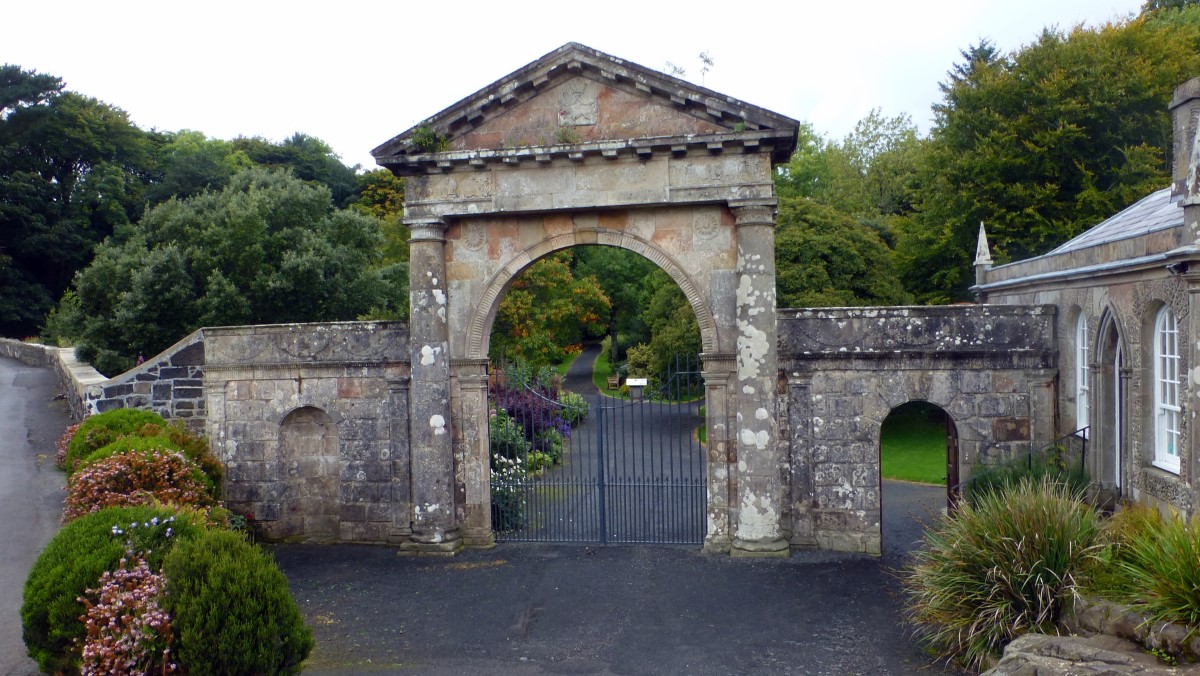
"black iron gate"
489,357,705,544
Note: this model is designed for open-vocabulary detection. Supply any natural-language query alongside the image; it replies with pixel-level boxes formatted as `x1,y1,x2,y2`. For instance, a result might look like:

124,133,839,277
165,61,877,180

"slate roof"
1046,187,1182,255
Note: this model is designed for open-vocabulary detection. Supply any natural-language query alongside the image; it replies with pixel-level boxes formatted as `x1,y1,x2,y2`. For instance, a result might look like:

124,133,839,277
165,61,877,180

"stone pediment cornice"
372,42,800,168
376,129,792,176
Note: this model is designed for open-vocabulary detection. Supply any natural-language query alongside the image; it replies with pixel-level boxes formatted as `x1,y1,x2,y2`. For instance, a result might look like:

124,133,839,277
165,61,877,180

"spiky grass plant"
901,476,1103,669
1101,504,1200,630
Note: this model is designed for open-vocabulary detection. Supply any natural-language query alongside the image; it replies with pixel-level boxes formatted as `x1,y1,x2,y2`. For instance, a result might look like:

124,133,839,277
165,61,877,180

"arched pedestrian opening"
484,243,706,544
878,401,957,556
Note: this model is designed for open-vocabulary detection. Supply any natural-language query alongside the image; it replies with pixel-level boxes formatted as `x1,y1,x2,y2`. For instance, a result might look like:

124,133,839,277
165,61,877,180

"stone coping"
0,339,107,419
1064,596,1200,662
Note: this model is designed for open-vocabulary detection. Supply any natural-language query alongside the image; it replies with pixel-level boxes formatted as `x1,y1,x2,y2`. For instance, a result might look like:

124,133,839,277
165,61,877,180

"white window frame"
1153,307,1181,474
1075,314,1089,438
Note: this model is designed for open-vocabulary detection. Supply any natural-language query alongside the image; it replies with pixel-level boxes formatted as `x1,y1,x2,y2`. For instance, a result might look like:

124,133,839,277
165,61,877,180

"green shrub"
64,447,217,522
535,428,566,464
1096,504,1200,629
21,505,206,673
964,445,1089,504
490,410,531,460
901,477,1102,669
163,529,313,675
160,421,225,498
526,451,553,474
65,408,166,473
560,391,589,425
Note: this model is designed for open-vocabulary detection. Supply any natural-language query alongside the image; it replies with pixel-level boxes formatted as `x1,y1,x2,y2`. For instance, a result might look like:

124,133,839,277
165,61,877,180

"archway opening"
879,401,956,558
484,244,706,544
278,406,339,542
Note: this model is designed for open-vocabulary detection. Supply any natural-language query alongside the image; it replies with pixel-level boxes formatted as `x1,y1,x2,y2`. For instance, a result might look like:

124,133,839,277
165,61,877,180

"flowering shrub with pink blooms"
63,448,216,523
78,557,177,675
55,422,82,469
22,506,205,673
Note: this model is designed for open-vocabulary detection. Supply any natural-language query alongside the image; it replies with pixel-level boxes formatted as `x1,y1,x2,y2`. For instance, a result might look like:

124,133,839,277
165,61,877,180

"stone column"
729,199,788,557
451,358,495,548
700,352,736,553
401,217,461,555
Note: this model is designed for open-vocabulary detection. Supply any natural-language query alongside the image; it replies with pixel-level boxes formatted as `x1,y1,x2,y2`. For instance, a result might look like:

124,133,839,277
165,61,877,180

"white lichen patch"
755,407,769,420
738,492,778,541
737,322,769,381
430,414,447,435
419,344,440,365
433,289,446,305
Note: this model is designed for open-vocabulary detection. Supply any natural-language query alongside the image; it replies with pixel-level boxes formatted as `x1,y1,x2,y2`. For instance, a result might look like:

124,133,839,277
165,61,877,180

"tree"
348,169,408,265
775,197,912,308
0,69,153,336
60,167,404,374
634,268,701,378
145,130,250,204
232,133,358,205
572,246,659,355
903,12,1200,301
489,252,610,366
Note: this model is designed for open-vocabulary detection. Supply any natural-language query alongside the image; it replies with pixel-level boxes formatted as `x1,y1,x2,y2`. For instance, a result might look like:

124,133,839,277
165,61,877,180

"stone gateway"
56,44,1200,556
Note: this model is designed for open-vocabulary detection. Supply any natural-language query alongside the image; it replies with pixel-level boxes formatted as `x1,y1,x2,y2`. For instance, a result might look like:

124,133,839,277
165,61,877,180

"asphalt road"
0,357,71,676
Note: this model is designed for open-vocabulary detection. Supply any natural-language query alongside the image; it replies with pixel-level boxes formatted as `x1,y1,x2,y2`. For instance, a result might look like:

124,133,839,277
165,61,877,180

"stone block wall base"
461,527,496,549
702,535,732,554
387,528,414,546
398,538,464,557
730,537,790,558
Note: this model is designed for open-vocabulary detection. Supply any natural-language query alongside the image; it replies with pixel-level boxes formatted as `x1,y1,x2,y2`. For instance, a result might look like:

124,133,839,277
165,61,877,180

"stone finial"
974,221,993,267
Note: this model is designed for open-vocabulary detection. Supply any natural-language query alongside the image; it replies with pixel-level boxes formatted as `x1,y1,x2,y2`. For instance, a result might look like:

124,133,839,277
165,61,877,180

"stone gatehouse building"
35,45,1200,555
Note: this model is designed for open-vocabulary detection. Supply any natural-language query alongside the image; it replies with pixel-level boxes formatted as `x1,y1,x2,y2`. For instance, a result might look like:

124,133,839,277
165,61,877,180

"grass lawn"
591,349,622,397
880,402,947,485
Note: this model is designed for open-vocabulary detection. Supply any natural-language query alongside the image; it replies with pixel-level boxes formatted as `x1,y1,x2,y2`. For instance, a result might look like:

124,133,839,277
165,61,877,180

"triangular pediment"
373,42,799,171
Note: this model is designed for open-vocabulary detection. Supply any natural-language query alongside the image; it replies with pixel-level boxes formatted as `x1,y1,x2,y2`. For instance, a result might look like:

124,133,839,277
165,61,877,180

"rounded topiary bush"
21,505,206,674
63,447,217,522
901,476,1102,669
64,408,166,473
163,529,314,675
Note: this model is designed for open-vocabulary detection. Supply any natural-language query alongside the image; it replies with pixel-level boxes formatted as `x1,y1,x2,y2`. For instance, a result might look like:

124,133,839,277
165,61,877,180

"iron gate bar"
491,355,705,545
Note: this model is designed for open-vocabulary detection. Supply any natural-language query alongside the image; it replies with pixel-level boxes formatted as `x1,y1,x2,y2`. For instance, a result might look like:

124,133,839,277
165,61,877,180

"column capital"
450,358,490,381
729,199,778,227
405,217,449,242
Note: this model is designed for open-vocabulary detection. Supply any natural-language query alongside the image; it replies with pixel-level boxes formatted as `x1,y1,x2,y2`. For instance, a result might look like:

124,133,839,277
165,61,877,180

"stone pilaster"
387,376,414,545
700,352,736,553
401,217,462,555
452,358,496,548
729,199,788,558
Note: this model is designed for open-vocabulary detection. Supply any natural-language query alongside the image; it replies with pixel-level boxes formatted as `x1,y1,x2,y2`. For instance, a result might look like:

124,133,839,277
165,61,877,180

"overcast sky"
8,0,1146,170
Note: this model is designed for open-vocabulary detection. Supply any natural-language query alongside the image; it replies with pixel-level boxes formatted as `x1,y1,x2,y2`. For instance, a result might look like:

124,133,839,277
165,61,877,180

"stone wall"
203,322,412,543
778,305,1058,554
981,227,1198,516
82,331,206,426
0,339,106,420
